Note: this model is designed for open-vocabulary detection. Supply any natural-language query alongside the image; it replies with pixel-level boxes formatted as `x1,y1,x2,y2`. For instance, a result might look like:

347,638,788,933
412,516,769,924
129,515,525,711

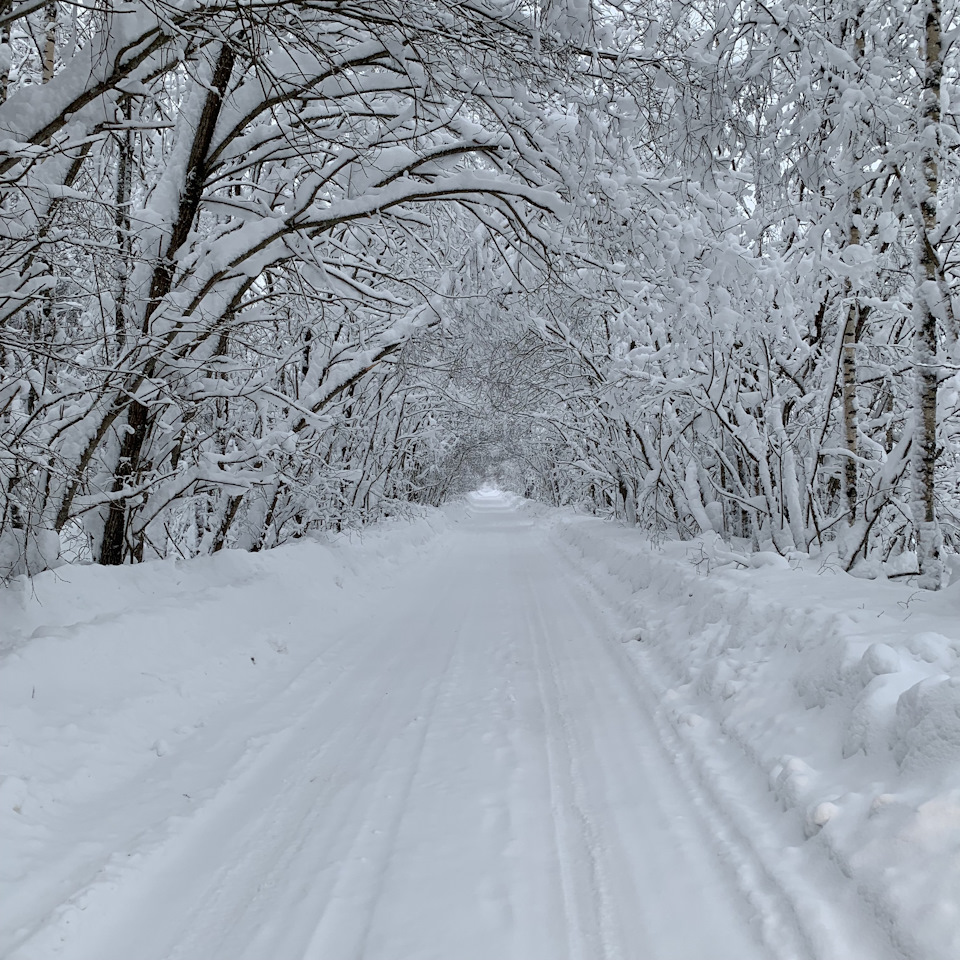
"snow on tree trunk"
912,0,945,591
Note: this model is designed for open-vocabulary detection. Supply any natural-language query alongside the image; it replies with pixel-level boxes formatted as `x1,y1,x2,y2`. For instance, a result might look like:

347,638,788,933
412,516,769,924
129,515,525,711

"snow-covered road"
3,494,904,960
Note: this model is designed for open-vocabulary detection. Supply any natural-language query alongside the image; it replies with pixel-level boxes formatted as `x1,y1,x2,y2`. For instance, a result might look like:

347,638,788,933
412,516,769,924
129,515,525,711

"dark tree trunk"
97,43,235,564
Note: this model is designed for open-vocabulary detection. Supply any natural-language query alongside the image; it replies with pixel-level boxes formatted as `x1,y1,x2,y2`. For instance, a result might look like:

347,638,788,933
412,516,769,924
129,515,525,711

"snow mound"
550,514,960,960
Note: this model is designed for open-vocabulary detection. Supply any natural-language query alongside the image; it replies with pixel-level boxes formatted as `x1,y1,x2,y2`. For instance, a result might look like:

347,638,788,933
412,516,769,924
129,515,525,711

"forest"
0,0,957,589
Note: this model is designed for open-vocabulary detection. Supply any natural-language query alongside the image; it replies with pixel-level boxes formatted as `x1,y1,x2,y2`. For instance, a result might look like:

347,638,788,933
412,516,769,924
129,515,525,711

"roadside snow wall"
550,514,960,960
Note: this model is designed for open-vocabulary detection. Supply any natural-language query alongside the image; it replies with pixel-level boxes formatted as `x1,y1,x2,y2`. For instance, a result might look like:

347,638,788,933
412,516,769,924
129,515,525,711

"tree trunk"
113,95,133,359
97,43,235,564
43,1,56,83
912,0,944,590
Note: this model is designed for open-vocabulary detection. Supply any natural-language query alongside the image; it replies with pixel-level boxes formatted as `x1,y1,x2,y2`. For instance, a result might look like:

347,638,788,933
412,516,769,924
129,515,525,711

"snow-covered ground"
549,513,960,960
2,492,957,959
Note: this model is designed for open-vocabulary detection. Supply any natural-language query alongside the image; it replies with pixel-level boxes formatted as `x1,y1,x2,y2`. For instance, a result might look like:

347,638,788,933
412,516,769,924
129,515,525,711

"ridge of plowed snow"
549,513,960,960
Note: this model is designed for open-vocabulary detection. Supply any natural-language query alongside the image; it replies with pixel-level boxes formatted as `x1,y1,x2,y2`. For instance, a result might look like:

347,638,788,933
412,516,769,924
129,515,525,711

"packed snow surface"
2,492,956,959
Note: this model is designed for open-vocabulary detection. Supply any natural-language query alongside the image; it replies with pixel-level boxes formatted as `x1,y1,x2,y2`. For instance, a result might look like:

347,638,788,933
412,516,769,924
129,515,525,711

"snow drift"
550,513,960,960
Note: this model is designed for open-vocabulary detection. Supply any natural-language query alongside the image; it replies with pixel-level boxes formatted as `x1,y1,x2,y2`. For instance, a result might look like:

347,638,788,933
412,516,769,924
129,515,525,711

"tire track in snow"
542,541,811,960
175,571,477,960
10,552,463,960
297,590,471,960
3,567,430,960
521,532,782,960
547,528,905,960
523,563,619,960
343,548,530,960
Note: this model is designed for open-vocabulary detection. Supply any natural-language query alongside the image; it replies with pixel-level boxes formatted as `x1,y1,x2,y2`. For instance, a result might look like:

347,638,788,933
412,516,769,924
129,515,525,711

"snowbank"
549,515,960,960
